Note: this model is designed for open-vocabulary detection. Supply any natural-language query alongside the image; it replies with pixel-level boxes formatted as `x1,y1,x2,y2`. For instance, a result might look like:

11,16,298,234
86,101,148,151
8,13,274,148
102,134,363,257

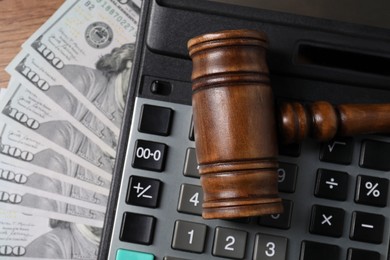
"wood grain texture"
0,0,64,88
188,29,283,219
278,101,390,144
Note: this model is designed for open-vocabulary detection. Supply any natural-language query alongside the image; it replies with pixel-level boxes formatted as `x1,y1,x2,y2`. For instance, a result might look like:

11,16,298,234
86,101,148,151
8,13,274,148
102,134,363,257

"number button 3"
253,233,288,260
212,227,247,259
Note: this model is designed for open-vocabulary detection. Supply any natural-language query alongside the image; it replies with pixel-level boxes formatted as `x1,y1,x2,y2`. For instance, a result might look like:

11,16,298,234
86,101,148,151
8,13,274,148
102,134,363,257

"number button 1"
253,233,288,260
172,220,208,253
212,227,247,259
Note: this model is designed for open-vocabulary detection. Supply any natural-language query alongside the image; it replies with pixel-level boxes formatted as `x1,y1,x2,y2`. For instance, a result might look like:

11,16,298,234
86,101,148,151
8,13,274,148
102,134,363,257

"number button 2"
212,227,247,259
253,234,288,260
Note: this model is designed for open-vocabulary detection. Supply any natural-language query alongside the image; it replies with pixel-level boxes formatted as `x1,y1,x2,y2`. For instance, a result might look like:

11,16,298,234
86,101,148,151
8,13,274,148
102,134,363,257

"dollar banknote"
0,159,108,208
0,210,101,259
0,119,111,187
8,52,119,150
0,182,106,226
0,0,143,258
0,180,106,213
0,80,115,174
5,76,116,156
23,0,140,129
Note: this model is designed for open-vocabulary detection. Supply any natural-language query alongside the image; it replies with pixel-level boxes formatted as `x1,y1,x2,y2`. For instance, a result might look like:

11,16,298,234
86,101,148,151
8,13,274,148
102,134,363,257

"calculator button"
278,143,301,157
300,241,340,260
277,162,298,193
177,184,203,216
183,148,199,178
355,175,388,207
258,200,293,229
350,211,385,244
116,249,154,260
314,169,349,201
132,140,167,172
126,176,162,208
309,205,345,237
320,138,354,165
119,212,156,245
212,227,247,259
253,233,288,260
138,104,173,136
172,220,207,253
347,248,380,260
360,139,390,171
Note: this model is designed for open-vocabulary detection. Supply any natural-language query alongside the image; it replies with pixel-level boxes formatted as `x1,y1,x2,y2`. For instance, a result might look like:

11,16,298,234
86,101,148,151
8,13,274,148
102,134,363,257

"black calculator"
99,1,390,259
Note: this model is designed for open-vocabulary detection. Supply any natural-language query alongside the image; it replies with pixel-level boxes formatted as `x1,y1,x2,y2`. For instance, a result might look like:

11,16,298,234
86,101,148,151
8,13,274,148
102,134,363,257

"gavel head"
188,29,283,219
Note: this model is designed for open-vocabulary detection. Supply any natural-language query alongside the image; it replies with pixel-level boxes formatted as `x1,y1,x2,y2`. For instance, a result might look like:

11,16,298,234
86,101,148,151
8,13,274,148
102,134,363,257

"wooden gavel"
187,29,390,219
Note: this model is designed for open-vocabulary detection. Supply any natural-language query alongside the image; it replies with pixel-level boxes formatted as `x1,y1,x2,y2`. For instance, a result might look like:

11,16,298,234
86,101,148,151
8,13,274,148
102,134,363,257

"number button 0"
212,227,247,259
177,184,204,216
253,233,288,260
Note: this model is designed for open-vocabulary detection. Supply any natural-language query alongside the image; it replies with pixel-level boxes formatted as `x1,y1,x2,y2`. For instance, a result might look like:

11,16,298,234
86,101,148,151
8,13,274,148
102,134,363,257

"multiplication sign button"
132,140,168,172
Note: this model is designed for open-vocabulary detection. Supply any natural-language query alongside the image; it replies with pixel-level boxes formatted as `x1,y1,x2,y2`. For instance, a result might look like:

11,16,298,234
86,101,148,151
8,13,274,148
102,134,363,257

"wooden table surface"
0,0,64,88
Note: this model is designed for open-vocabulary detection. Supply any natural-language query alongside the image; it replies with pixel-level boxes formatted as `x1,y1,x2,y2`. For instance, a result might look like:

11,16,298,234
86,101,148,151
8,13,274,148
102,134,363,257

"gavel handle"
278,101,390,144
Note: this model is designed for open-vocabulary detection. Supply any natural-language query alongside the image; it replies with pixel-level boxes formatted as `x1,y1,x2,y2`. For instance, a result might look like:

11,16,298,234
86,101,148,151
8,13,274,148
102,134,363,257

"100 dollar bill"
0,119,112,186
8,52,119,150
0,80,115,174
0,183,106,224
0,160,108,208
0,210,101,259
5,77,116,157
0,104,114,180
23,0,140,129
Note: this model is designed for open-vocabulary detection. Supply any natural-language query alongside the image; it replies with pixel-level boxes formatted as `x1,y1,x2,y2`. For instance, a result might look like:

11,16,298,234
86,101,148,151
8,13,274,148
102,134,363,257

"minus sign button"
361,224,374,229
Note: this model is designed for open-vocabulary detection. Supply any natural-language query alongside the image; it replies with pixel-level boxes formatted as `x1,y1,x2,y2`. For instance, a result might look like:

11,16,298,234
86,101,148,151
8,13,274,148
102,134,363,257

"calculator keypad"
108,97,390,260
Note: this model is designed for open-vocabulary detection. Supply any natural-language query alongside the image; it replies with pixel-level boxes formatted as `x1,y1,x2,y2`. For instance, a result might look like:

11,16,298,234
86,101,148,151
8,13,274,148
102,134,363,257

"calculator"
99,0,390,259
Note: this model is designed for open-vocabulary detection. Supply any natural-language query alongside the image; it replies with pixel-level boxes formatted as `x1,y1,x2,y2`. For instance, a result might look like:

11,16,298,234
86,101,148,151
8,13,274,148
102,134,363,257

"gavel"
187,29,390,219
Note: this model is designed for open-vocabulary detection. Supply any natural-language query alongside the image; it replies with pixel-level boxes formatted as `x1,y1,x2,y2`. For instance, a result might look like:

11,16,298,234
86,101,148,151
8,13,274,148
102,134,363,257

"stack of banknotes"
0,0,141,258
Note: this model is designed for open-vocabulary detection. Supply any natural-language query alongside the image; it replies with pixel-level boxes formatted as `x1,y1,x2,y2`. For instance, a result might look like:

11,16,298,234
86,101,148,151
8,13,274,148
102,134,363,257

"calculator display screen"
209,0,390,30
